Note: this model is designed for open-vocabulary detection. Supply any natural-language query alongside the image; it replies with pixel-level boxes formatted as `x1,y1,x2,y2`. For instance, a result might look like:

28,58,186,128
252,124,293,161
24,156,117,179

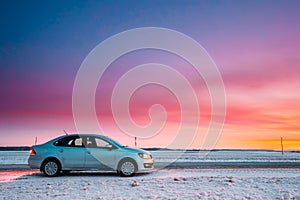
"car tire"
118,159,137,177
42,159,61,177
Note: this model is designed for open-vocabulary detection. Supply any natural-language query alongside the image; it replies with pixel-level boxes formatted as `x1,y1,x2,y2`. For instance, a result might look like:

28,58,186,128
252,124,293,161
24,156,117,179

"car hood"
121,146,150,154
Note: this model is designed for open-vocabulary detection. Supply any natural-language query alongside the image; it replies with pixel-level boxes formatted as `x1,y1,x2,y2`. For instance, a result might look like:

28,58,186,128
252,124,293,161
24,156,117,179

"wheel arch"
40,156,62,171
117,157,138,172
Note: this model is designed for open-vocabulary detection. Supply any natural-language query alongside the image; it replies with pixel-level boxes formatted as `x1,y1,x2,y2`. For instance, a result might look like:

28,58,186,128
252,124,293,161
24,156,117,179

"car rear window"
54,136,83,147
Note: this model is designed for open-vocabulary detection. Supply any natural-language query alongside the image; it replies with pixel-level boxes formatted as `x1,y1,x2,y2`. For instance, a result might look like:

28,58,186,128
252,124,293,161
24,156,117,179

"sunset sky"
1,0,299,150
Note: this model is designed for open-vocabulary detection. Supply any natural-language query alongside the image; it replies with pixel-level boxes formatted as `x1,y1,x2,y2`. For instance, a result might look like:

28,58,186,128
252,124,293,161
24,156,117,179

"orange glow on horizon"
236,139,300,151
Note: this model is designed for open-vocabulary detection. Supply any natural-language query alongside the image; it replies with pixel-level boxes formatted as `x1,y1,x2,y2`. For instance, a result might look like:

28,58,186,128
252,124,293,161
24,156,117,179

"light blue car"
28,134,154,177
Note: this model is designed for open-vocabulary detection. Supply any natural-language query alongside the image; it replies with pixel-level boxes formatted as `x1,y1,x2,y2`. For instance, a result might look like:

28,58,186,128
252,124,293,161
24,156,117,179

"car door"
84,136,117,170
55,136,85,169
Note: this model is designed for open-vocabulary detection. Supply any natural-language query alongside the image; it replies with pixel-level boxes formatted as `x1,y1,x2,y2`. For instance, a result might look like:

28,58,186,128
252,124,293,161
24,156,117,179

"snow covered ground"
0,150,299,199
0,168,299,199
1,150,300,167
0,151,29,165
152,150,300,163
151,150,300,168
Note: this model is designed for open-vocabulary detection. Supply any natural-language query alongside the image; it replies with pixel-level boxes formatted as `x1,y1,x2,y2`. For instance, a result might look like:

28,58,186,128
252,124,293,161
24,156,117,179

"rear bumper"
28,156,42,169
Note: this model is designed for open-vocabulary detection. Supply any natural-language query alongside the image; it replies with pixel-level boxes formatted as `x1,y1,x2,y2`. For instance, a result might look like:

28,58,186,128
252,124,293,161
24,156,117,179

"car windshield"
104,136,125,147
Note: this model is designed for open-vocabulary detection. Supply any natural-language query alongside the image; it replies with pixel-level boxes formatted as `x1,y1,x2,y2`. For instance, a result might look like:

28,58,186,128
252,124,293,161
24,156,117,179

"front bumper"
137,158,154,172
143,162,154,169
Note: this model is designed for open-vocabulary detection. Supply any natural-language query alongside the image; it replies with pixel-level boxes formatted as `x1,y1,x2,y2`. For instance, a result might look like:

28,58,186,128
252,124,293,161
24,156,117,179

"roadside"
1,162,300,170
1,168,299,199
1,150,300,170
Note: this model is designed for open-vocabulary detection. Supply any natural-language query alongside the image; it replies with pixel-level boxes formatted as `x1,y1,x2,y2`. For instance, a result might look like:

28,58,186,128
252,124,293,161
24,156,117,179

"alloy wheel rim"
121,161,135,175
45,161,58,175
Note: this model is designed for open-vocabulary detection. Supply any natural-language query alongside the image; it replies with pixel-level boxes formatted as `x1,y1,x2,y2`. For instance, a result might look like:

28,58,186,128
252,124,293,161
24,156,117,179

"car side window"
54,136,83,147
84,137,97,148
54,138,68,146
73,138,83,147
95,138,112,148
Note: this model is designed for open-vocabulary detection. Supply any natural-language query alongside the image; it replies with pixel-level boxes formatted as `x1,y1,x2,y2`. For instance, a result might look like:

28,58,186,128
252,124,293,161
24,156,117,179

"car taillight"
29,147,36,156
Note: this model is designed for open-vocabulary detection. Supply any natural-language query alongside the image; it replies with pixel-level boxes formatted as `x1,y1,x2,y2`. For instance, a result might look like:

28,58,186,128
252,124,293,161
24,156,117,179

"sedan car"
28,134,154,177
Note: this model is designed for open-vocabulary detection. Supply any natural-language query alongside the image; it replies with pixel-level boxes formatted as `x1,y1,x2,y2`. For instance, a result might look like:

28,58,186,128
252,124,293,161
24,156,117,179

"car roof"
47,133,107,142
60,133,108,138
46,133,124,147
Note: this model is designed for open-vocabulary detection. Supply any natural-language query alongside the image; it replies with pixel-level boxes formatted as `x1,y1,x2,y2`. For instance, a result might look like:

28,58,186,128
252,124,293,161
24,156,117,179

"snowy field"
0,168,299,199
0,151,29,165
0,150,300,199
151,150,300,167
1,150,300,168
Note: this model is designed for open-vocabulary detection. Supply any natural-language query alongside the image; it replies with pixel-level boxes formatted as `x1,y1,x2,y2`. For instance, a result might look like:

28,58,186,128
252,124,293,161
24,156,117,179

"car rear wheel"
119,159,136,177
42,159,61,177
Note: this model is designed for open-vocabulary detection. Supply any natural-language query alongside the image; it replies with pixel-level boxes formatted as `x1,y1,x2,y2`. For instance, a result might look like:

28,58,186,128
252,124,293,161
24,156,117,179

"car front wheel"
42,159,61,177
119,159,136,177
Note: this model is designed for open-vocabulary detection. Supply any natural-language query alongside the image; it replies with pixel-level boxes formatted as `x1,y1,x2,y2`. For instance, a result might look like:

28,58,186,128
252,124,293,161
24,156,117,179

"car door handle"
59,149,63,153
87,151,91,154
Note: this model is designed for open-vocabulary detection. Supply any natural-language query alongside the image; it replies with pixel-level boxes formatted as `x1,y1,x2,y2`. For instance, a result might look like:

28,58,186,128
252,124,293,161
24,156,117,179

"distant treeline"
142,147,274,151
0,146,30,151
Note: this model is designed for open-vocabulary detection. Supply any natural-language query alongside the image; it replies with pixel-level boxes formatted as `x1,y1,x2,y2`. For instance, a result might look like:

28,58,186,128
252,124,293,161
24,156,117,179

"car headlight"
138,153,152,159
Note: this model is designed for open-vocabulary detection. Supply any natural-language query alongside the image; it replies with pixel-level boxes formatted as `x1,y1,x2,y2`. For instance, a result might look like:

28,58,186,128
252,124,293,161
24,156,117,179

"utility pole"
281,137,284,155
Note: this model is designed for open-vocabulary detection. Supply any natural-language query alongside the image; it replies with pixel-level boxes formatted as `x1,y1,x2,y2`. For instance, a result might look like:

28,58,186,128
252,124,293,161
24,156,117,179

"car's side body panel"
56,146,86,169
84,147,117,170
